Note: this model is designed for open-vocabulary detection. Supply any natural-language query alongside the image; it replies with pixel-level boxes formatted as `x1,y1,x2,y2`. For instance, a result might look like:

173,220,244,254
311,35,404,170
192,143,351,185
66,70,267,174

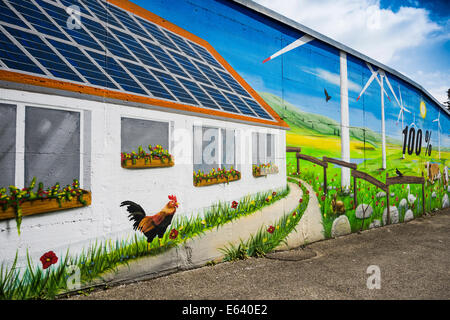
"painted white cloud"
253,0,441,64
302,67,362,92
253,0,448,104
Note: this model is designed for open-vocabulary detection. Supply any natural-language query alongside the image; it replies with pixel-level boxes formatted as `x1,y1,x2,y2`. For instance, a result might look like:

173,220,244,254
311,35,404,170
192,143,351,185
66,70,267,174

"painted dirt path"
86,181,321,288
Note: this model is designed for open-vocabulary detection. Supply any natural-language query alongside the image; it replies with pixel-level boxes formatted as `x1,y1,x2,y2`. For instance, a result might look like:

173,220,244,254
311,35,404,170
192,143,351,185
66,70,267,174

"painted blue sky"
137,0,449,149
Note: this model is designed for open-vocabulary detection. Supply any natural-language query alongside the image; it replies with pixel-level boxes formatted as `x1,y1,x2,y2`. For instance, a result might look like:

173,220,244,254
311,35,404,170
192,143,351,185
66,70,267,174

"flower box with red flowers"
252,163,279,178
193,167,241,187
0,178,91,233
121,145,174,169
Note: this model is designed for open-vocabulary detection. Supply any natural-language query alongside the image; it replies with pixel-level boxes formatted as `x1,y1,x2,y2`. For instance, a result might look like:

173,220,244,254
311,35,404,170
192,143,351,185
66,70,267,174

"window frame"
0,100,86,189
252,132,276,166
120,114,174,154
192,124,238,174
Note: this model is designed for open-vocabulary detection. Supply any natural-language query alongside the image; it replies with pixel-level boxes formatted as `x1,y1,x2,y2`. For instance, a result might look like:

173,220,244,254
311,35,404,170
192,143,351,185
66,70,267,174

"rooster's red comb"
168,195,177,202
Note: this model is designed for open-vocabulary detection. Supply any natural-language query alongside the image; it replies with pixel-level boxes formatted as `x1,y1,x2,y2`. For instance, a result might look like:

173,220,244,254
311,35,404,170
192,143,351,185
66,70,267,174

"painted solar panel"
0,0,275,121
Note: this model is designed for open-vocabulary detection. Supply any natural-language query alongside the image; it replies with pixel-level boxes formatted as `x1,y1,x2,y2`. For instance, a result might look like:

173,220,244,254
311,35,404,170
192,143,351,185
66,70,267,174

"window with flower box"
120,117,174,168
193,125,240,186
0,104,91,230
252,132,278,177
0,103,16,188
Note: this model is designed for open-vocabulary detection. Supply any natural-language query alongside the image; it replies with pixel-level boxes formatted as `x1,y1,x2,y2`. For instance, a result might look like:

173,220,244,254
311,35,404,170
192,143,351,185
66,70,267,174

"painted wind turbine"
356,63,400,170
410,112,417,128
433,111,441,159
396,86,411,159
262,34,314,63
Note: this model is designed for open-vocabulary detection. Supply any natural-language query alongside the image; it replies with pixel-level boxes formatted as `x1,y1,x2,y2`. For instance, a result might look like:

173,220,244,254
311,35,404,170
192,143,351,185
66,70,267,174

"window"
121,117,170,153
0,104,16,188
0,103,87,190
25,107,80,187
193,125,236,173
252,132,276,165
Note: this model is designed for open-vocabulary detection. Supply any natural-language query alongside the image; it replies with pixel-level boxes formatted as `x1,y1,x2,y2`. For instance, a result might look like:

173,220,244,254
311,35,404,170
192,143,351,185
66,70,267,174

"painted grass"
287,157,449,239
220,179,309,261
0,185,290,300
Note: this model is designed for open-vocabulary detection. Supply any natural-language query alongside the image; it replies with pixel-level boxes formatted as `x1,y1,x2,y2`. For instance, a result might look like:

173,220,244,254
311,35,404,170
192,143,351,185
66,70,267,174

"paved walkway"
69,208,450,300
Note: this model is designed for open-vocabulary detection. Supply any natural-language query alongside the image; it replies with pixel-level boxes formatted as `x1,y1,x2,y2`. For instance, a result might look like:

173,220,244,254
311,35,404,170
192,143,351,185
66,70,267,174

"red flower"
267,226,275,234
299,198,303,203
318,187,322,191
272,192,277,196
293,212,297,217
381,201,385,207
40,251,58,269
265,197,270,202
306,190,310,195
315,193,319,197
321,195,326,201
298,182,302,187
376,201,379,206
231,201,238,209
169,229,178,239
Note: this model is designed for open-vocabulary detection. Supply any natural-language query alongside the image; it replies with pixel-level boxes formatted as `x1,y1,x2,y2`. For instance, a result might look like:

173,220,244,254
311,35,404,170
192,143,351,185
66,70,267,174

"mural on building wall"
0,0,448,299
148,0,449,236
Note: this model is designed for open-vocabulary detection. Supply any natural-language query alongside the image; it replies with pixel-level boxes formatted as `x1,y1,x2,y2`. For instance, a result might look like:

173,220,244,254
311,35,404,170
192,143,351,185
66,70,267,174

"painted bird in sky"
396,168,403,177
120,195,179,249
324,88,332,102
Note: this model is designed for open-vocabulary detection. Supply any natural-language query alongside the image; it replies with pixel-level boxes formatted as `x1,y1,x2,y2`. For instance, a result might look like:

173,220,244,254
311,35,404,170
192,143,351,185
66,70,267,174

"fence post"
386,173,390,226
353,174,357,208
323,165,327,195
422,171,425,216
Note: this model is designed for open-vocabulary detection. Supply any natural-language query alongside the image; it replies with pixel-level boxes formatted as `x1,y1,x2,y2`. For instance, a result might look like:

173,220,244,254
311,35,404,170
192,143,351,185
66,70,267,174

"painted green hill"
259,92,400,146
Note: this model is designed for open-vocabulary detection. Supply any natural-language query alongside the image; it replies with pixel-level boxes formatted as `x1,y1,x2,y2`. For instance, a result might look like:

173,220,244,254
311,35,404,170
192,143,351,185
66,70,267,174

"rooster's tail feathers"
120,200,146,231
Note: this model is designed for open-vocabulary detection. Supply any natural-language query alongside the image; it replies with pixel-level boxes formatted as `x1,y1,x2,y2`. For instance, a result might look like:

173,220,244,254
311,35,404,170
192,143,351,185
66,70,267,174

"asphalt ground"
68,208,450,300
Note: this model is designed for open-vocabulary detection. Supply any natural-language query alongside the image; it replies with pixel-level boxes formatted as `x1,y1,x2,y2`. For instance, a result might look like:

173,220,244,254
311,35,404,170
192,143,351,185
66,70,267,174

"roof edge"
229,0,450,117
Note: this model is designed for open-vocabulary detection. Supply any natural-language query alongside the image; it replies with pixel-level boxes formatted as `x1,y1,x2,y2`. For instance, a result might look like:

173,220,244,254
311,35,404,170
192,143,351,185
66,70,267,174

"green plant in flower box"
121,145,173,166
0,178,87,234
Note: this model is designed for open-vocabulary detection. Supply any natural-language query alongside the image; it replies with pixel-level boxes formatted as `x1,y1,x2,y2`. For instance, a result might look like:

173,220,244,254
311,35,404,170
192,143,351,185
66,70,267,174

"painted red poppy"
40,251,58,269
267,226,275,234
293,211,297,217
169,229,178,239
321,195,326,201
231,201,238,209
272,192,277,196
299,198,303,203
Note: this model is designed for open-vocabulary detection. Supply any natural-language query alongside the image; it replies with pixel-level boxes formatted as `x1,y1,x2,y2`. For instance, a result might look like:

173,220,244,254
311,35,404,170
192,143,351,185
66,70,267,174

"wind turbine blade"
263,34,314,63
356,72,377,101
384,75,400,106
367,64,391,102
397,109,403,123
403,106,411,113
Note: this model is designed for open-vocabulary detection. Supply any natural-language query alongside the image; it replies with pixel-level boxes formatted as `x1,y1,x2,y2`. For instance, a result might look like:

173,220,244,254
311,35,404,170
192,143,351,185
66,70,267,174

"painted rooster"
120,195,179,248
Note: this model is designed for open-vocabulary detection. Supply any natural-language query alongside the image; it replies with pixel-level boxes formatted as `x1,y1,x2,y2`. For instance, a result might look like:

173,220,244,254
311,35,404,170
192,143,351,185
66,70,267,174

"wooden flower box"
0,190,92,221
121,158,174,169
253,165,279,178
194,175,241,187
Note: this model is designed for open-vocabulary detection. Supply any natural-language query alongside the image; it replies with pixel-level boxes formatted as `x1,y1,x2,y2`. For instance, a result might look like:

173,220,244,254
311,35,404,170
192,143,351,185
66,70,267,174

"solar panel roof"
0,0,287,127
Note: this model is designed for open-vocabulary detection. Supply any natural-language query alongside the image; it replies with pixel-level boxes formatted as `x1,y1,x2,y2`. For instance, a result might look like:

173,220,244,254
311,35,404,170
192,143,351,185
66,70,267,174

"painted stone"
398,198,408,211
442,194,449,209
376,191,386,198
383,206,399,225
408,194,417,204
355,203,373,219
390,193,395,197
331,215,351,238
404,209,414,222
369,220,381,229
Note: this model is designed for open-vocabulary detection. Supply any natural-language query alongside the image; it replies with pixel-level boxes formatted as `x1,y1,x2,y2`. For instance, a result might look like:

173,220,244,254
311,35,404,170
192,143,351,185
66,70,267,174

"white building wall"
0,88,287,268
